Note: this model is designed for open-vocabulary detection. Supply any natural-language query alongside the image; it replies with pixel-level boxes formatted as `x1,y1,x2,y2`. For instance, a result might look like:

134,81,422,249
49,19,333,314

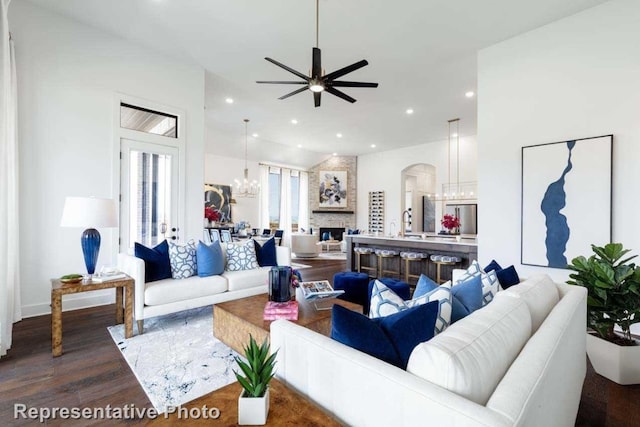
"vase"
269,267,292,302
238,388,269,425
586,333,640,385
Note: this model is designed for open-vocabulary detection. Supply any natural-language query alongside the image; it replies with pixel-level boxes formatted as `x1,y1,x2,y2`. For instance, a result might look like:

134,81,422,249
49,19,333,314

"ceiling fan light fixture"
309,81,324,92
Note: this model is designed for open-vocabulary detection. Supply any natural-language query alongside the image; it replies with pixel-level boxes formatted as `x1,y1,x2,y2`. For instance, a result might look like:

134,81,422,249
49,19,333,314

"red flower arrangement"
204,206,221,222
441,214,461,231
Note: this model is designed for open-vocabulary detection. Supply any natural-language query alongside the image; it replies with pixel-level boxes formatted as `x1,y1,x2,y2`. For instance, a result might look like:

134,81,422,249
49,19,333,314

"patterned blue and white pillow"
225,240,259,271
369,280,452,335
455,260,500,305
168,240,197,279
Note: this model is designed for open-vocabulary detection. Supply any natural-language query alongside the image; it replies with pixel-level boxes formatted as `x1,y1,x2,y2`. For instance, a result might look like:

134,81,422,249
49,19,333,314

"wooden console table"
50,276,134,356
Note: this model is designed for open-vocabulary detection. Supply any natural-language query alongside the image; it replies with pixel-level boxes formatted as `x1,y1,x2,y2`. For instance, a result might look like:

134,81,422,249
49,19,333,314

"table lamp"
60,197,118,278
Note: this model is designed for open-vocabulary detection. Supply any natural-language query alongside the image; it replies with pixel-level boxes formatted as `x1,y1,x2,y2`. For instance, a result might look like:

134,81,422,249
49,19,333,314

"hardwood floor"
1,258,639,426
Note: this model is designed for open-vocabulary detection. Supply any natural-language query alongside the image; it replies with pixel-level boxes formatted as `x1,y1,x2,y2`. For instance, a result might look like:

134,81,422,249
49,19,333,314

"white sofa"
270,274,587,426
118,243,291,334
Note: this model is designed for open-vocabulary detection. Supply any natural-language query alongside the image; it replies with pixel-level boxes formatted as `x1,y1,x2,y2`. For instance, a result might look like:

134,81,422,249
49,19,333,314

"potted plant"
441,214,461,235
568,243,640,384
234,335,278,425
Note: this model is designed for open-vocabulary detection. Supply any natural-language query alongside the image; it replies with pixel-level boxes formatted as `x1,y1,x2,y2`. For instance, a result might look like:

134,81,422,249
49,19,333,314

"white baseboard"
20,291,116,318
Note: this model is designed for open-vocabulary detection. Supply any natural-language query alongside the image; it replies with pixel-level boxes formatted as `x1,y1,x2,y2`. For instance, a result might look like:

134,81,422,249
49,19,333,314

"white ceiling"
26,0,609,168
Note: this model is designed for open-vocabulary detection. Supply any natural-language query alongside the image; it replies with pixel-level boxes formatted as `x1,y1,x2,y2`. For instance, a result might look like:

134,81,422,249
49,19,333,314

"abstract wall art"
521,135,612,268
319,170,347,208
204,183,232,223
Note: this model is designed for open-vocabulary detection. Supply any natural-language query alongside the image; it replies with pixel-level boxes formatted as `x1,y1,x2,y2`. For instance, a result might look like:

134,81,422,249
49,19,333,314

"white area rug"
318,252,347,261
291,262,312,269
108,307,239,412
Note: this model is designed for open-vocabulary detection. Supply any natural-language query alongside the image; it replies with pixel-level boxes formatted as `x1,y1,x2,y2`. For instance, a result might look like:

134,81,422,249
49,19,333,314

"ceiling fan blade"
330,81,379,88
326,87,356,103
256,81,308,85
278,86,308,100
264,57,310,81
314,91,321,107
323,60,368,81
312,47,322,79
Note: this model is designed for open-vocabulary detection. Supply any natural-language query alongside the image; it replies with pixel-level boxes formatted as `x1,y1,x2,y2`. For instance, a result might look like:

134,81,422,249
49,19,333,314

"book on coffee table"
299,280,344,301
263,301,299,321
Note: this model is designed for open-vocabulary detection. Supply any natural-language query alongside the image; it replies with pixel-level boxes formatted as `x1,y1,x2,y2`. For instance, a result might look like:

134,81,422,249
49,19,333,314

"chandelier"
426,118,477,201
234,119,260,198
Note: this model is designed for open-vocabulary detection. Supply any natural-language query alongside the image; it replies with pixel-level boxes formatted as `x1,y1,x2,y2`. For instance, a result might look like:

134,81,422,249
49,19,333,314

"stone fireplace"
318,227,346,241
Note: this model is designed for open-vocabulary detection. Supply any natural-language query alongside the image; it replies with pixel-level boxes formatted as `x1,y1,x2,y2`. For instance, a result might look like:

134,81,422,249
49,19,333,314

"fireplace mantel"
312,210,354,214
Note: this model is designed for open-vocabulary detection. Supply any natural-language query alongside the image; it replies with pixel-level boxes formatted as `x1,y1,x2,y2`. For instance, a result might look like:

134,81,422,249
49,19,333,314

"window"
120,103,178,138
290,171,300,232
268,170,281,229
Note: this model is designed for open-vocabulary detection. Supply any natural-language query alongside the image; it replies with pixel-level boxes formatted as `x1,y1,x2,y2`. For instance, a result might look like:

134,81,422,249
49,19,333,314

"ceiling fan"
256,0,378,107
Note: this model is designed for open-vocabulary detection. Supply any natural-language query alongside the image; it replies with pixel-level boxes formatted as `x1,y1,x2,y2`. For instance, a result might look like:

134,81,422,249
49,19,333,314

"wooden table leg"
115,286,124,324
51,290,63,357
124,282,133,338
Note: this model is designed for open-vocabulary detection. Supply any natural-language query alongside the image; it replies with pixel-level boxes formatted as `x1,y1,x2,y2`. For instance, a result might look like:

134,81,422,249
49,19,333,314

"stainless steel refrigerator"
445,204,477,235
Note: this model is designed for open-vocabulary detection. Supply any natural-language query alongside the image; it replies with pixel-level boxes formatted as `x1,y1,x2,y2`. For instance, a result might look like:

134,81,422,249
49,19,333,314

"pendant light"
234,119,259,198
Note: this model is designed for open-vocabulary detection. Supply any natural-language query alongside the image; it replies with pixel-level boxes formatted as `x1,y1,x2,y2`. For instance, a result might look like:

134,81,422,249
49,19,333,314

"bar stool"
354,247,377,278
375,249,401,279
430,255,462,284
400,251,428,286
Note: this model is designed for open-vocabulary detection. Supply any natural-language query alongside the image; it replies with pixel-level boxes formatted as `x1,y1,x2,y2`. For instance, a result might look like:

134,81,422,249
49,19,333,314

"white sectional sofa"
270,274,587,426
118,244,291,333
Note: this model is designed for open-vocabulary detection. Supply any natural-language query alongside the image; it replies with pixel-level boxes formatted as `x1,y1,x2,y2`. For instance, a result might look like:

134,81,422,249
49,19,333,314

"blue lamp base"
81,228,101,276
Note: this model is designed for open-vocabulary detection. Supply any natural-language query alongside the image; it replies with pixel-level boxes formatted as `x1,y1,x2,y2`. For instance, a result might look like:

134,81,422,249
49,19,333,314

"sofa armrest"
270,320,510,427
276,245,291,266
117,253,145,321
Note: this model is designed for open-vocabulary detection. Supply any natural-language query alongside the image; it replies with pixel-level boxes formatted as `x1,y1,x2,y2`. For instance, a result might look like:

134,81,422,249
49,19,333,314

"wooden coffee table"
213,290,361,354
148,378,341,426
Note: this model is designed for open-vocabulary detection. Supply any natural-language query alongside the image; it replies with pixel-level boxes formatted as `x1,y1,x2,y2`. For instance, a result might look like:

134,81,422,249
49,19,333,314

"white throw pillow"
225,240,259,271
168,240,197,279
369,280,452,335
456,260,500,306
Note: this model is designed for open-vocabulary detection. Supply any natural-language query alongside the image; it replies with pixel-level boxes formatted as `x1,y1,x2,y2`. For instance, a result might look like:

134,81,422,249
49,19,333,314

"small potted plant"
568,243,640,384
441,214,461,235
204,206,221,227
234,335,278,425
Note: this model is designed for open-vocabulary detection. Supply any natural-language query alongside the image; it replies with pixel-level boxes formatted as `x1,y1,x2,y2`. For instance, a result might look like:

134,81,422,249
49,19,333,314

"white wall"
204,154,260,228
477,0,640,282
11,1,205,316
357,136,477,234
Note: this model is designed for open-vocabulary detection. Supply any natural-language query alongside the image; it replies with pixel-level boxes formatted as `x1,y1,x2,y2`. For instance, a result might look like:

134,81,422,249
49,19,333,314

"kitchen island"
344,234,478,283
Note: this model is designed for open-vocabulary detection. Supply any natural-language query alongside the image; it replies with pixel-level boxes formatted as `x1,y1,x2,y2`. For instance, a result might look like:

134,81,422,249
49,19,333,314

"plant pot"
586,333,640,385
238,388,269,425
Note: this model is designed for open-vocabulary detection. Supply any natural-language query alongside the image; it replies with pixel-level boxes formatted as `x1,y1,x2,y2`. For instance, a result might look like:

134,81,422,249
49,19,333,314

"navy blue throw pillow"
134,240,171,283
331,305,401,368
253,237,278,267
450,275,483,323
497,265,520,289
375,300,439,369
484,259,502,273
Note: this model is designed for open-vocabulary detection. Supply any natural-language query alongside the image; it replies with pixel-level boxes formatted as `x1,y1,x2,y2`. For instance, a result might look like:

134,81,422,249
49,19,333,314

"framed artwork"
204,183,232,223
220,229,232,243
521,135,612,268
319,170,347,208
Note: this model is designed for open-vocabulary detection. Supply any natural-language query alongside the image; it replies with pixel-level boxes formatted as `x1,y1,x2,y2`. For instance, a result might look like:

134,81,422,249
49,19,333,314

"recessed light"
465,91,475,98
371,144,376,148
252,133,259,138
297,144,302,148
332,152,337,156
291,119,298,124
451,133,458,138
406,108,414,115
225,97,234,104
336,133,343,138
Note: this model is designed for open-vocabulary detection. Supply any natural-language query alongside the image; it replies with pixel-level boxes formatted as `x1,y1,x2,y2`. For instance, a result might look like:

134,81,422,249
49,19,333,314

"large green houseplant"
568,243,640,345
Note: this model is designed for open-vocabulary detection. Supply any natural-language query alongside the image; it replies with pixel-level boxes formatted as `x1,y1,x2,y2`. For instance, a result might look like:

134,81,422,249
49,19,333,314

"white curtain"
278,168,292,247
258,164,270,230
298,171,309,233
0,0,21,358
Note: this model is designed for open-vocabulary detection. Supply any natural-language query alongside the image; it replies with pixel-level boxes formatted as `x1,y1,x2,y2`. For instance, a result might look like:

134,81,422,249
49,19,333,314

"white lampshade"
60,197,118,228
